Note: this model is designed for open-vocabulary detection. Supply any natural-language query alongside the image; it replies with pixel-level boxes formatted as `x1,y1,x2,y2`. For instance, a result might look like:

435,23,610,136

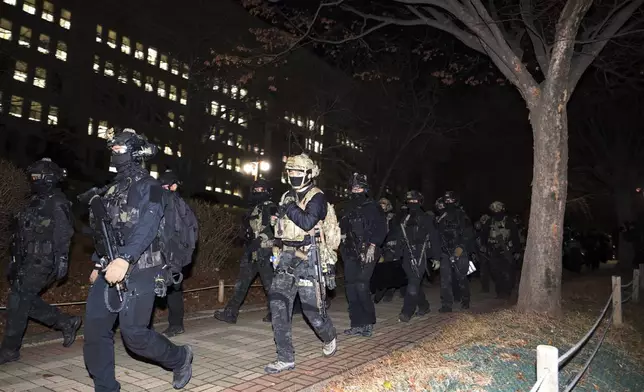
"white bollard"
536,345,559,392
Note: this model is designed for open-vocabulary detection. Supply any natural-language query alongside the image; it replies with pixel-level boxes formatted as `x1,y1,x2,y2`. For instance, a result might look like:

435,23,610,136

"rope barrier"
563,315,612,392
529,370,549,392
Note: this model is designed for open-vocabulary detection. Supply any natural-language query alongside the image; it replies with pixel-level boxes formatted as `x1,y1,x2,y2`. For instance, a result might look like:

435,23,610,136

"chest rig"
17,194,60,260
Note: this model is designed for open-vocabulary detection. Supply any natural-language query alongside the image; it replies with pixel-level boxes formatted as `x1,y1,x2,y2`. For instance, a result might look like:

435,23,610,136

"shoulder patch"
149,184,164,203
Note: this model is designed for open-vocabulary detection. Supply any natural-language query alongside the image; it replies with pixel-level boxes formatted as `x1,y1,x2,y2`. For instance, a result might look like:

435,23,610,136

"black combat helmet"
107,128,158,162
349,173,369,192
159,170,181,187
27,157,66,185
405,190,424,204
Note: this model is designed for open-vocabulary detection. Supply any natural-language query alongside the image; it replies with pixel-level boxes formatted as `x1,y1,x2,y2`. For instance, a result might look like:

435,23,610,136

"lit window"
180,89,187,105
157,81,166,97
177,145,182,157
171,59,179,75
233,188,242,197
240,88,247,98
98,121,109,139
135,42,144,60
222,85,228,95
238,115,247,128
210,101,219,114
13,61,27,82
178,115,184,131
10,96,23,117
55,41,67,61
29,101,42,121
181,64,189,79
109,166,117,173
47,106,58,125
121,36,130,54
205,186,213,192
320,125,324,135
227,133,234,147
34,67,46,88
231,85,238,97
169,85,177,101
23,0,36,15
297,118,303,127
235,158,241,172
225,158,232,170
59,9,71,29
118,65,128,83
19,26,31,47
147,47,157,65
95,25,102,42
145,76,154,92
104,61,114,77
217,153,224,168
93,55,100,73
42,2,54,22
215,187,222,193
314,141,320,153
132,70,142,87
160,54,168,71
256,100,262,110
3,0,16,6
164,146,173,155
168,111,175,128
0,19,11,41
236,135,244,149
149,164,159,179
88,118,94,135
38,34,50,54
107,30,117,49
219,104,227,119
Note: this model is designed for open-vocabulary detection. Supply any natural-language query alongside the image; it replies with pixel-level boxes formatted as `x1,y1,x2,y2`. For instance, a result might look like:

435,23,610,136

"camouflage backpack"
488,216,510,249
300,187,341,268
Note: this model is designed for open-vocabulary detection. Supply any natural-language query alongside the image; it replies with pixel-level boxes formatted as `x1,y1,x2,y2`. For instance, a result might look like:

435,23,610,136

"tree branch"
569,0,644,91
520,0,551,74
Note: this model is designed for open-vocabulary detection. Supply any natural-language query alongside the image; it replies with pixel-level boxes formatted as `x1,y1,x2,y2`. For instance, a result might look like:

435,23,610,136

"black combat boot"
0,348,19,365
61,316,82,348
173,345,193,389
213,308,237,324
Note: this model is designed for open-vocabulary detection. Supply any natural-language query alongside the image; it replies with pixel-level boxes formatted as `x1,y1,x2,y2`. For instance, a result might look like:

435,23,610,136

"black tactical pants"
478,251,491,292
2,266,70,352
343,252,377,327
84,266,186,392
401,259,429,318
269,251,336,363
440,254,470,308
167,283,184,328
225,250,273,316
489,249,515,298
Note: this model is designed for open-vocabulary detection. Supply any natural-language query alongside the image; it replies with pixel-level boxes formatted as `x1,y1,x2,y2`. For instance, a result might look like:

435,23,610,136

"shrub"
188,200,239,273
0,160,29,257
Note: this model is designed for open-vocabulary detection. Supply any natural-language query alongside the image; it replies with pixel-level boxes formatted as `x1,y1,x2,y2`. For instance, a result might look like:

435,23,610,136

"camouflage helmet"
489,201,505,213
378,198,393,213
159,169,181,187
349,173,369,192
284,153,319,176
405,190,423,204
27,158,66,185
107,128,158,162
479,213,490,225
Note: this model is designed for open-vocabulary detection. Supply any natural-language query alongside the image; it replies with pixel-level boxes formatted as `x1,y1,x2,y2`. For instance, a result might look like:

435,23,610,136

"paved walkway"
0,286,500,392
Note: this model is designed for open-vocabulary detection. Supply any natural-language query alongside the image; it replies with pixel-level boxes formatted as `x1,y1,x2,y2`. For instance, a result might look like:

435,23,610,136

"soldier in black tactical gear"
340,173,387,337
435,192,476,312
158,170,198,337
395,191,441,322
479,201,521,299
265,154,337,374
82,129,193,391
371,198,407,303
215,179,277,324
0,158,80,365
474,214,491,292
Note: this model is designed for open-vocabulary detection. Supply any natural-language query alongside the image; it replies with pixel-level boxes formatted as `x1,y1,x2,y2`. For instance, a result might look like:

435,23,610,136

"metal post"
612,276,622,326
536,345,559,392
218,279,225,304
639,264,644,290
634,269,640,304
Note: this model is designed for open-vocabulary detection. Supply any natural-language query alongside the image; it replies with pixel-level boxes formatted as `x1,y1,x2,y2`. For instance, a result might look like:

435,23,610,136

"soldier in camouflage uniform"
82,129,192,391
265,154,337,374
0,158,80,365
215,179,277,324
474,214,491,292
479,201,521,299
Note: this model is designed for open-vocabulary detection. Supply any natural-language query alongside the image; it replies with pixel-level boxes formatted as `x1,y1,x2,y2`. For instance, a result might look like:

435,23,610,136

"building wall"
0,0,367,205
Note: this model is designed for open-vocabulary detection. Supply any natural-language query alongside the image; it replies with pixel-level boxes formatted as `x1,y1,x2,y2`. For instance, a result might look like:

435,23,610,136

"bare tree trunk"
517,101,569,316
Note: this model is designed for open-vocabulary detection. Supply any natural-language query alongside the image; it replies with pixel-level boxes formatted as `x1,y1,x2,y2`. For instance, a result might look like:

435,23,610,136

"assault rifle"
309,227,327,319
77,186,129,302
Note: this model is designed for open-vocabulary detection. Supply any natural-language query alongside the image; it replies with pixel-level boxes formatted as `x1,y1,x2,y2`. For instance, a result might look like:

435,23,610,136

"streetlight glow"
243,160,271,180
259,161,271,172
243,163,255,175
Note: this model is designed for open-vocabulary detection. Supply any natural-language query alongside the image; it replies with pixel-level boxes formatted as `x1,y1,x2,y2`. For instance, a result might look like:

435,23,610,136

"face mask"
350,191,366,200
110,153,133,171
249,192,270,204
289,176,304,188
31,181,54,194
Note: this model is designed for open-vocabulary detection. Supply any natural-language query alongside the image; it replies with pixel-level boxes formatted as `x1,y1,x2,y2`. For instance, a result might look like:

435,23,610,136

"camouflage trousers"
225,250,273,316
439,254,470,308
2,266,70,351
269,251,336,363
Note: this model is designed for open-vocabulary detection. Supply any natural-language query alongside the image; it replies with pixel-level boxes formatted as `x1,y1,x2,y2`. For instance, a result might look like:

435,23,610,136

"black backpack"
160,193,198,273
